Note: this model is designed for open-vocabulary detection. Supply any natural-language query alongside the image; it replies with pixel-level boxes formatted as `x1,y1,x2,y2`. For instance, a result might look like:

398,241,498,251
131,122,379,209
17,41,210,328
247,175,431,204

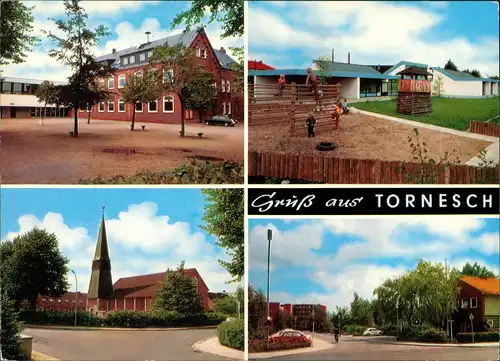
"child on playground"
305,68,319,101
332,100,341,130
306,111,316,137
278,74,286,96
341,98,349,114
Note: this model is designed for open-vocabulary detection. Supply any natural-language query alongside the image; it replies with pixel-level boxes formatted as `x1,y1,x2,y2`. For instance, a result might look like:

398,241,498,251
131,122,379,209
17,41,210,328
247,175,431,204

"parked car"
363,328,383,336
205,115,237,127
269,329,312,344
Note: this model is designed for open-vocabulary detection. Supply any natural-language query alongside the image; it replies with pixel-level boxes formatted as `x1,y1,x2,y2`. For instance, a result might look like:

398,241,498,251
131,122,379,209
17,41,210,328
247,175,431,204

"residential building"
268,302,327,330
21,292,87,312
0,76,69,119
248,60,275,70
86,212,210,317
454,275,500,335
80,27,243,124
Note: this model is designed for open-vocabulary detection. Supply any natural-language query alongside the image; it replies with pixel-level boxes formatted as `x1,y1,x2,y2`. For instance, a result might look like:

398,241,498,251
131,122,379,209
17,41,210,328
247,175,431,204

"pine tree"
0,293,25,360
153,261,203,315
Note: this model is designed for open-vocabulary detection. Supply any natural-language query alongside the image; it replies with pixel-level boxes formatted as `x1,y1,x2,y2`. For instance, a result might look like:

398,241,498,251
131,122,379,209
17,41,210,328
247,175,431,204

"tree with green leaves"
153,261,204,314
275,309,293,331
315,54,334,85
229,46,244,94
490,75,499,80
312,305,332,333
182,69,217,123
432,76,444,96
201,189,243,282
462,69,481,78
330,305,351,329
0,228,69,311
0,0,38,67
0,293,26,360
461,262,496,278
149,42,198,137
171,0,244,39
83,81,111,124
213,294,238,316
248,285,266,339
44,0,115,137
34,81,58,125
122,70,163,130
350,292,372,326
444,59,458,71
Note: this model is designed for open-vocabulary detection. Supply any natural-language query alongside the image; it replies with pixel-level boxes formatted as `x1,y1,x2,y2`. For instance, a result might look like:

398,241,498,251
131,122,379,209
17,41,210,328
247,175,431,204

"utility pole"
266,229,272,350
71,270,78,327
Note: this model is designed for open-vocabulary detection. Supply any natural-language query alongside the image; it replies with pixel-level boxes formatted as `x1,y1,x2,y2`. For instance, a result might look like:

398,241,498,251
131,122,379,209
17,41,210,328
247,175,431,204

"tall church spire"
87,208,113,299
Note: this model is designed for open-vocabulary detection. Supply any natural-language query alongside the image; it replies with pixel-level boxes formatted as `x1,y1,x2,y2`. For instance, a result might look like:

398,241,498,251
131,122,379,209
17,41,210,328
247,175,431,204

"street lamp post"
396,298,400,341
71,270,78,327
266,229,272,350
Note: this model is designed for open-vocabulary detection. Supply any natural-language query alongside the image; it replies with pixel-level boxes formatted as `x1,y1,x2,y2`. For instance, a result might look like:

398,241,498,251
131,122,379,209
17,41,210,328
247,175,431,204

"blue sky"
5,1,242,81
248,1,499,77
248,217,499,312
1,188,238,294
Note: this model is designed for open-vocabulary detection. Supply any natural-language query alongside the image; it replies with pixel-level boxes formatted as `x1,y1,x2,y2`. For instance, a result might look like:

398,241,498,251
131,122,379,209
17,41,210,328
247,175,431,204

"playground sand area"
248,113,491,163
1,118,244,184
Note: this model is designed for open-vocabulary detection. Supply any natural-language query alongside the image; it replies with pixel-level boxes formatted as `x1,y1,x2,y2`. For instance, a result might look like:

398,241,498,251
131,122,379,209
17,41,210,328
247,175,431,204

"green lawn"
353,96,499,131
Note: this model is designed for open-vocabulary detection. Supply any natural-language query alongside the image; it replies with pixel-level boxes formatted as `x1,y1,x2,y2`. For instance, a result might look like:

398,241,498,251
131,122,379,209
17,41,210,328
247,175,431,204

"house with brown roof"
87,212,210,317
454,275,500,334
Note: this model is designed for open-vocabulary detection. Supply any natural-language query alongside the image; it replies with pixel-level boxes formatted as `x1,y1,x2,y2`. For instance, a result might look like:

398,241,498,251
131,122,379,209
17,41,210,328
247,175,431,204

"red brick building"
23,292,87,312
80,28,243,125
87,212,210,317
269,302,327,330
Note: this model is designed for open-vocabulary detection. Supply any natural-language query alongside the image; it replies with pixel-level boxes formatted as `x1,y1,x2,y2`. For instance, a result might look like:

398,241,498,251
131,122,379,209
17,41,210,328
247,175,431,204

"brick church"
87,212,210,317
79,27,243,125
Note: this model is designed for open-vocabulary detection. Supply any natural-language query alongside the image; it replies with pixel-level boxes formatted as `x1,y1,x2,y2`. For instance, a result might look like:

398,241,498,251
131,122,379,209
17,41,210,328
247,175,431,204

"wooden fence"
248,151,499,184
469,120,499,137
248,83,342,136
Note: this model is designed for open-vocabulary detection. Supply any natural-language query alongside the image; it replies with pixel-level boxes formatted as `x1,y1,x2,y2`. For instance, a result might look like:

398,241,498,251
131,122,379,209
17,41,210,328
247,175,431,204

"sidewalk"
249,337,335,359
24,324,217,332
192,337,244,360
31,351,59,361
366,336,499,348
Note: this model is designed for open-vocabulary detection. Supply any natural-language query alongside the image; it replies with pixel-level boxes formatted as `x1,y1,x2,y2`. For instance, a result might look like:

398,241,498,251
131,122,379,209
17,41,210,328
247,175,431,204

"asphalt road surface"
25,327,232,360
255,334,499,361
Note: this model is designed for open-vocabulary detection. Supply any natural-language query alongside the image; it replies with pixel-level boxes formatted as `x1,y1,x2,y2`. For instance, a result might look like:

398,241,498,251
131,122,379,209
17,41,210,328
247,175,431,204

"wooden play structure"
248,83,342,137
396,67,433,115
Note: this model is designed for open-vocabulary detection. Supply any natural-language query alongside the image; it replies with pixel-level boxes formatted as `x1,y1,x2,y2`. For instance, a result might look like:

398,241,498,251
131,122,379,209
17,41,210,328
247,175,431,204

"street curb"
31,350,60,361
249,337,335,359
192,336,243,360
24,324,218,332
366,338,500,348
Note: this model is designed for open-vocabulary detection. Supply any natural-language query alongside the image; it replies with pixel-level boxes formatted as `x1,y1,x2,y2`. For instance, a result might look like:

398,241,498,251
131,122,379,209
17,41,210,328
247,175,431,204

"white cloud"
3,203,237,294
248,1,499,76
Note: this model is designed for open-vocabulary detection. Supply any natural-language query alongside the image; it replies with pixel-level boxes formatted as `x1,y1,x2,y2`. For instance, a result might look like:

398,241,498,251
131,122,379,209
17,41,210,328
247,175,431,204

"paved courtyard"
1,118,244,184
255,334,498,361
25,327,235,360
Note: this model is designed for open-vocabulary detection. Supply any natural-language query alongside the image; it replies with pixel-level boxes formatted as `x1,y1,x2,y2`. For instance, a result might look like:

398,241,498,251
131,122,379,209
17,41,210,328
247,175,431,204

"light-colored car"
270,329,312,343
363,328,383,336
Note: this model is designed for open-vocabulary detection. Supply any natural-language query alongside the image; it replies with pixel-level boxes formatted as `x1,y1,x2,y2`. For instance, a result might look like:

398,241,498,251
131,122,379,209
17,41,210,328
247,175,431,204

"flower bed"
248,338,312,353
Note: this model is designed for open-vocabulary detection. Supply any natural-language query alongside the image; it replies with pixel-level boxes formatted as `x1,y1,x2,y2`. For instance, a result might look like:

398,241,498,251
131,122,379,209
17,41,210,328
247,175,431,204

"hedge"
248,339,312,353
217,319,244,350
346,324,367,336
19,310,227,328
456,332,500,343
400,327,447,343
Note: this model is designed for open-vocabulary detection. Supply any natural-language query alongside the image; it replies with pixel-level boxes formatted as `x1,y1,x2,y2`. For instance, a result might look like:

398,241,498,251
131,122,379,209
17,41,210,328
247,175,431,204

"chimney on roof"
332,48,334,63
220,47,226,54
145,31,151,43
348,52,351,64
112,48,116,54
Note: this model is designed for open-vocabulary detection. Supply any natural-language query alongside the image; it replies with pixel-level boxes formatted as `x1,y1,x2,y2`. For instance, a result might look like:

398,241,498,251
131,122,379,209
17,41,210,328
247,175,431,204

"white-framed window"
470,297,478,308
222,101,226,114
227,102,231,115
461,299,469,309
202,49,207,59
118,74,126,88
163,96,174,113
108,77,115,89
195,47,201,57
129,56,135,64
163,68,174,83
221,79,226,92
135,102,143,112
147,51,153,58
118,98,125,112
227,80,231,92
108,101,114,112
139,53,146,61
98,102,105,112
148,100,158,112
123,57,129,65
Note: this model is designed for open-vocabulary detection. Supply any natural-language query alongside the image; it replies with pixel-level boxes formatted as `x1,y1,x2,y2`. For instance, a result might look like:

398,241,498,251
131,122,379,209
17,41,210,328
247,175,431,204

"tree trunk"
180,97,185,137
41,104,47,125
131,106,136,131
73,106,79,137
87,105,91,124
198,109,204,123
29,295,38,311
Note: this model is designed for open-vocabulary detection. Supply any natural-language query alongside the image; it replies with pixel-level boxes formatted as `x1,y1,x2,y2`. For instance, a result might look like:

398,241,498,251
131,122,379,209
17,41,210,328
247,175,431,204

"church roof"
87,214,114,299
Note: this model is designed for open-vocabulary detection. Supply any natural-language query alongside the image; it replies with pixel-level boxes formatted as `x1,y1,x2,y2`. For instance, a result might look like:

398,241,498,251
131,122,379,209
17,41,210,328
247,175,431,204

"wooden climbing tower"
396,67,433,115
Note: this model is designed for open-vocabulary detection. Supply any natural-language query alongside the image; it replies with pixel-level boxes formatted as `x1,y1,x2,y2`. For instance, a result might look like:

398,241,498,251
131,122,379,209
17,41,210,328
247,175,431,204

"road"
255,334,499,361
24,327,233,360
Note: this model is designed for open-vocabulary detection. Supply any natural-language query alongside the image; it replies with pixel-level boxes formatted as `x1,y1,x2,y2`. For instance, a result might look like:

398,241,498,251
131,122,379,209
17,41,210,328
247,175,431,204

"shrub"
217,319,244,350
19,310,102,326
1,295,26,360
456,332,500,343
248,338,312,353
400,327,447,343
346,324,367,336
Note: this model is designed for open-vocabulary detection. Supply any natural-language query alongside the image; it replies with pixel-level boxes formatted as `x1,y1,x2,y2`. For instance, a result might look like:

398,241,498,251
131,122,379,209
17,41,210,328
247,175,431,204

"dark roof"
397,66,432,76
87,215,114,299
442,69,475,79
214,49,237,70
313,60,384,76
